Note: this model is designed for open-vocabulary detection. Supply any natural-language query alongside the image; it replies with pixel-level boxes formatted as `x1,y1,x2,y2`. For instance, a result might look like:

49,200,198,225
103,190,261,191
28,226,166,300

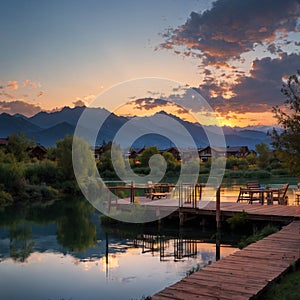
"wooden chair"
293,183,300,205
237,181,262,203
269,183,289,205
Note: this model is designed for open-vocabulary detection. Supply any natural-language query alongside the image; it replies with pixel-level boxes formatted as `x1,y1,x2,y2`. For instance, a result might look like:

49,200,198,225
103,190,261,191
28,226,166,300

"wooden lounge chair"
268,183,289,205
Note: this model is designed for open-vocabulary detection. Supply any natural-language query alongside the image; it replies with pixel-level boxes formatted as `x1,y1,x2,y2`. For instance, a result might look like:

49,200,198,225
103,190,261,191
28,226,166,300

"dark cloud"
160,0,299,64
131,98,168,110
73,99,86,107
0,100,42,116
205,53,300,113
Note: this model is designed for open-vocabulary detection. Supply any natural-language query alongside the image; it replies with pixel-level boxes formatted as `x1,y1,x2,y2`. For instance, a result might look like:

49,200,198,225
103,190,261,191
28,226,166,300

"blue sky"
0,0,299,126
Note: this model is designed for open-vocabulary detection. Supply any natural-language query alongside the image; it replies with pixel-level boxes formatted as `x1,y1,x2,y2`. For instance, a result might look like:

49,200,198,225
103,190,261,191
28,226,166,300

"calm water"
0,199,237,300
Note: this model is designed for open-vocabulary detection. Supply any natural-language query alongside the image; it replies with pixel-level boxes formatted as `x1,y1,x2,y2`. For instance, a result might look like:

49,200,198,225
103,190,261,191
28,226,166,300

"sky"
0,0,299,127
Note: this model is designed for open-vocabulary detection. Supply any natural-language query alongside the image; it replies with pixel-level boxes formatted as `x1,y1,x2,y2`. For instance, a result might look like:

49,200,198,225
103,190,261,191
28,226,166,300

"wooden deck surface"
151,220,300,300
116,197,300,220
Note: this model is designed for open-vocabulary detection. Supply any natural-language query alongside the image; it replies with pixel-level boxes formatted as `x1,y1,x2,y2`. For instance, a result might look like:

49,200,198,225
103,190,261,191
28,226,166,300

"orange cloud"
7,80,18,90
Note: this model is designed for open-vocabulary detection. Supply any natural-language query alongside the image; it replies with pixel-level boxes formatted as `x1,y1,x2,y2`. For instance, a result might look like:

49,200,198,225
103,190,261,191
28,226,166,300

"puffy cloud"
160,0,299,64
7,81,18,90
22,80,41,89
131,98,168,110
0,100,42,116
73,99,86,107
73,94,95,107
204,53,300,113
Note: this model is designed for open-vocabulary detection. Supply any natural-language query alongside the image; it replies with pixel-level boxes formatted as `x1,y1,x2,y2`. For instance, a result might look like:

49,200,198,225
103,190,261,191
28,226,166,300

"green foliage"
132,166,150,175
255,142,272,169
243,170,271,178
7,133,34,162
245,153,257,165
226,156,239,169
238,224,279,249
139,146,160,167
56,135,74,180
224,170,245,178
0,190,13,206
25,160,61,185
24,184,60,201
226,210,247,230
0,163,25,195
271,169,290,176
97,142,125,180
272,71,300,176
261,268,300,300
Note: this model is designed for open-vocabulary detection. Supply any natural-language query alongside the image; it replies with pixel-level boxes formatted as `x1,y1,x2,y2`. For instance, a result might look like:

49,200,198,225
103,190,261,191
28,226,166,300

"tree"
255,143,271,169
271,71,300,175
56,135,74,180
7,133,34,162
139,146,160,167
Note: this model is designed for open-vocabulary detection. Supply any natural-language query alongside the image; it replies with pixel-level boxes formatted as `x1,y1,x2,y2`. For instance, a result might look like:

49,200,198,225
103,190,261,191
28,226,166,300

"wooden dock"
151,220,300,300
179,201,300,222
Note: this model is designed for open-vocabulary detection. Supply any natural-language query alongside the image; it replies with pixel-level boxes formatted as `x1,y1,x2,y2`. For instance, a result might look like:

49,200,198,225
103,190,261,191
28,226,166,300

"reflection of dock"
133,234,199,261
152,220,300,300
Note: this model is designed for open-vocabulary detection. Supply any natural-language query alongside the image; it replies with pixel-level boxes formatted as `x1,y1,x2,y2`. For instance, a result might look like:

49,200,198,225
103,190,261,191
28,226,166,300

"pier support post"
179,211,184,226
130,181,134,203
216,186,221,261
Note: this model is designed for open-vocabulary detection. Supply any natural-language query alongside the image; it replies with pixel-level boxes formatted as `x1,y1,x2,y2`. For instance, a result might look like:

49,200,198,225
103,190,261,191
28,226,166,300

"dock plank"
151,221,300,300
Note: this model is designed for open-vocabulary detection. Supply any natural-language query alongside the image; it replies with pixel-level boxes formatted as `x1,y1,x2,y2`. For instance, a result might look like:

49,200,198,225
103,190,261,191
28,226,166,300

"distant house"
92,146,104,160
0,137,9,147
198,146,227,161
28,145,47,160
129,147,145,160
226,146,250,158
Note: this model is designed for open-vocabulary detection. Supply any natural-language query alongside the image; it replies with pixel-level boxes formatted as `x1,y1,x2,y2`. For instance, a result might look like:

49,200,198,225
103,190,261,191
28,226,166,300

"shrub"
24,184,60,201
271,169,289,176
238,224,279,249
0,190,13,205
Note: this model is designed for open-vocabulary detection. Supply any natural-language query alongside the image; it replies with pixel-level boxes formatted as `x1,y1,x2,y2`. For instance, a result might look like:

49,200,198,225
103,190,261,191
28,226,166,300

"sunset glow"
0,0,299,127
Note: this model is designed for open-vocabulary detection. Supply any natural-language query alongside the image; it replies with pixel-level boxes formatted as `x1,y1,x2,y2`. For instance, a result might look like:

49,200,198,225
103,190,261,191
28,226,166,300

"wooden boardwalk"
151,220,300,300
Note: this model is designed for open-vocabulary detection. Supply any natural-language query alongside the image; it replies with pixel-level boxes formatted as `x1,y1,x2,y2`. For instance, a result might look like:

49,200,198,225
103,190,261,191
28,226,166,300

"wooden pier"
151,220,300,300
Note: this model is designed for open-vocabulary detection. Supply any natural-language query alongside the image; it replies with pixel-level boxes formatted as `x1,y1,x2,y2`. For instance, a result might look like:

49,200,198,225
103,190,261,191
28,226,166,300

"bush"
225,170,245,178
24,184,60,201
238,224,279,249
0,190,13,205
226,210,247,230
25,160,61,185
271,169,289,176
0,163,25,194
244,170,271,178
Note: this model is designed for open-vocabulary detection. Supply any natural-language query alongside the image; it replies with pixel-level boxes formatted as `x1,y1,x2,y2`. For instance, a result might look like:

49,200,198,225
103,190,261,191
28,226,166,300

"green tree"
56,135,74,180
255,143,271,169
0,163,24,195
272,71,300,175
245,153,257,166
139,146,160,167
7,133,34,162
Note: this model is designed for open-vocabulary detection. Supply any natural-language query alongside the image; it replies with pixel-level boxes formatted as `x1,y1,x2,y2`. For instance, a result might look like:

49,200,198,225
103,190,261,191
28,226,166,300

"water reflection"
0,199,238,300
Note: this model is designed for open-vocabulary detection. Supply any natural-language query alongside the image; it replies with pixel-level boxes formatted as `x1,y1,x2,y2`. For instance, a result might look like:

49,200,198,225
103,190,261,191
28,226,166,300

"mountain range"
0,106,275,149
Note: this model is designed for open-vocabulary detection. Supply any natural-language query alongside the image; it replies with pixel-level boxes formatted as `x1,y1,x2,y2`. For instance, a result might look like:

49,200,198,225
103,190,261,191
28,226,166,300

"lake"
0,199,238,300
